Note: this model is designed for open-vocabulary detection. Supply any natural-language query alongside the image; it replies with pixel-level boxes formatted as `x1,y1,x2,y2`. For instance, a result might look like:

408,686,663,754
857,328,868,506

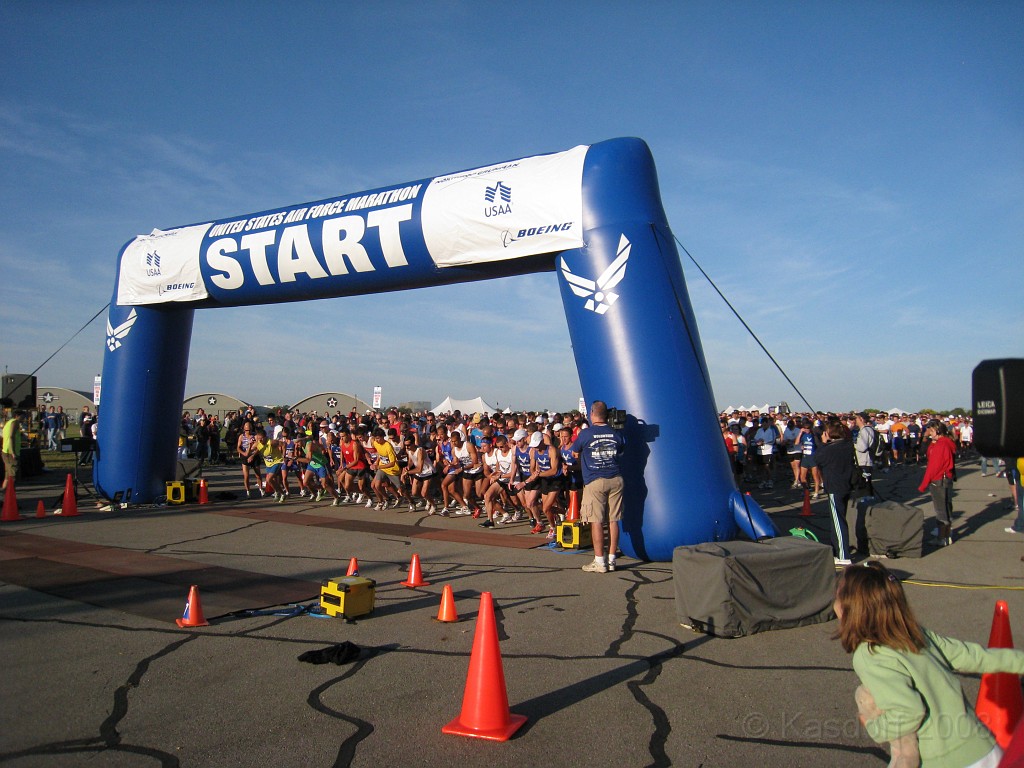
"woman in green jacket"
835,561,1024,768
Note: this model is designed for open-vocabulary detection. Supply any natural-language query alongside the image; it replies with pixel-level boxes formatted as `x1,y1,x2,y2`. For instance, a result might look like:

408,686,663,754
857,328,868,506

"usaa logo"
483,181,512,217
145,250,162,277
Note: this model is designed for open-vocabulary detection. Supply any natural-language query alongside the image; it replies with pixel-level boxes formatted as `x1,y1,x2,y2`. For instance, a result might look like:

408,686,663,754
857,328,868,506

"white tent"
431,396,497,416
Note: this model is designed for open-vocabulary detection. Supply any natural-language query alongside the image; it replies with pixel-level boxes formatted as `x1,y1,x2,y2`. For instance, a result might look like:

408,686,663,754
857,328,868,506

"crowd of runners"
212,407,588,541
170,404,1004,546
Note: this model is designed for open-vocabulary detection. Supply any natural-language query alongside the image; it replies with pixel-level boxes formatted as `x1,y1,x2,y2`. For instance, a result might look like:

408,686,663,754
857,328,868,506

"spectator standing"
782,417,802,489
571,400,626,573
753,416,779,489
1004,458,1024,536
814,420,856,565
919,421,957,546
2,410,25,489
854,412,877,497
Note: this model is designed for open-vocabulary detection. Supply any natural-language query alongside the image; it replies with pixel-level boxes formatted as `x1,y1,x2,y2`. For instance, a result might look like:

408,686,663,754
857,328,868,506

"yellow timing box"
165,481,186,505
320,575,376,619
557,520,592,550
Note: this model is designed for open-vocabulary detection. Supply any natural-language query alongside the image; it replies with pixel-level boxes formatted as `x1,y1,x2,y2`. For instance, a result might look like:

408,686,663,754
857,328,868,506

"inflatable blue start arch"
97,137,776,561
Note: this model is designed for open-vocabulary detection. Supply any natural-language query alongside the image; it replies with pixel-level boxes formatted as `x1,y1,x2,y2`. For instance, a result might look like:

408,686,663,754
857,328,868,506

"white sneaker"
332,499,341,507
439,508,450,517
582,560,608,573
390,498,401,509
834,558,852,566
426,504,436,515
607,559,617,571
245,489,251,498
512,510,525,522
455,506,472,516
498,512,512,525
375,502,385,511
407,504,416,513
365,499,374,508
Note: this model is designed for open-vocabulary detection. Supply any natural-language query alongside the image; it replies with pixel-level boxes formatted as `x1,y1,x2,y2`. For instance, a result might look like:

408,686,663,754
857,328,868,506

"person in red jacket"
919,420,957,546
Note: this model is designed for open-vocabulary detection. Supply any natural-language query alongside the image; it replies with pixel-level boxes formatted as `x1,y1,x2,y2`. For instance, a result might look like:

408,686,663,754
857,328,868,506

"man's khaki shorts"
580,475,624,524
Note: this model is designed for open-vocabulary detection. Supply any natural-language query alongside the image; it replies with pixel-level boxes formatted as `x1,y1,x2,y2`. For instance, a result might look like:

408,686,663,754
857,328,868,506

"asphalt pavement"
1,455,1021,767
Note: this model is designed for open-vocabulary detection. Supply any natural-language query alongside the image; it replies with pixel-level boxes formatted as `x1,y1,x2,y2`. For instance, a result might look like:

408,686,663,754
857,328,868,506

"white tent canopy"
431,396,497,416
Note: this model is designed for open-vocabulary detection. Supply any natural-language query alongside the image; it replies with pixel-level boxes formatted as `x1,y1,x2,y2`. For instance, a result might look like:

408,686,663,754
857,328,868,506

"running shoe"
478,520,495,528
375,502,385,511
426,504,436,515
512,510,526,522
407,504,416,513
390,498,401,509
245,490,251,498
455,506,472,516
607,559,617,571
498,512,512,525
315,491,325,502
530,522,544,534
471,507,481,519
439,508,450,517
277,495,285,504
581,560,607,573
332,498,341,507
545,527,556,539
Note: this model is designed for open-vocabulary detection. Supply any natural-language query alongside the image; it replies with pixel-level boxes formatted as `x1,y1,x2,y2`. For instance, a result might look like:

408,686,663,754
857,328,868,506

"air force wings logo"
106,309,138,351
560,234,631,315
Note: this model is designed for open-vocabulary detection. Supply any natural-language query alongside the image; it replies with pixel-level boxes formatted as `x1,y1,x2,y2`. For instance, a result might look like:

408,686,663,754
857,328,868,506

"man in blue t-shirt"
571,400,625,573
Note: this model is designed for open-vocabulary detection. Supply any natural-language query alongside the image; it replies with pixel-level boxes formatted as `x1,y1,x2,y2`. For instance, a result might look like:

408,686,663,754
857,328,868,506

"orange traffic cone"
1000,715,1024,768
1,481,20,522
60,474,79,517
442,592,526,741
401,553,430,588
799,488,813,517
346,557,360,577
975,600,1023,748
175,585,210,628
197,479,209,505
435,584,459,622
36,499,45,518
566,490,580,522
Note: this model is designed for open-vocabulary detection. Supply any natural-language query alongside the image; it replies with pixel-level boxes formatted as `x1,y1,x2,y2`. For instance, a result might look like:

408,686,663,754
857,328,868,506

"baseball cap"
529,432,543,448
512,428,528,442
552,422,565,432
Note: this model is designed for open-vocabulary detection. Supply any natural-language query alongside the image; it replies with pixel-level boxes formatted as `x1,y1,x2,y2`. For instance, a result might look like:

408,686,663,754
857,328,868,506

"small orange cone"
442,592,526,741
175,585,210,628
436,584,459,622
566,490,580,522
975,600,1023,748
60,474,79,517
799,488,813,517
1,481,20,522
36,499,45,518
346,557,360,577
400,553,430,588
197,479,209,505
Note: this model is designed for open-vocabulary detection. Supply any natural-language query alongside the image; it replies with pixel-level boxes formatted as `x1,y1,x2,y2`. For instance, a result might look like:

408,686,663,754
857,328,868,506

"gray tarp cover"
864,499,924,558
673,537,836,637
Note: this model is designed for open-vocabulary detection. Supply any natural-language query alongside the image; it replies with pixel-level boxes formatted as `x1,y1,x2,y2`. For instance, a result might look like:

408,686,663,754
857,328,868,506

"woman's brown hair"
835,561,926,654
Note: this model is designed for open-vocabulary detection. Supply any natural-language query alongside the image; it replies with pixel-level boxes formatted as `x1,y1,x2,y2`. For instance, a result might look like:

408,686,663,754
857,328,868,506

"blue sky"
1,2,1020,414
